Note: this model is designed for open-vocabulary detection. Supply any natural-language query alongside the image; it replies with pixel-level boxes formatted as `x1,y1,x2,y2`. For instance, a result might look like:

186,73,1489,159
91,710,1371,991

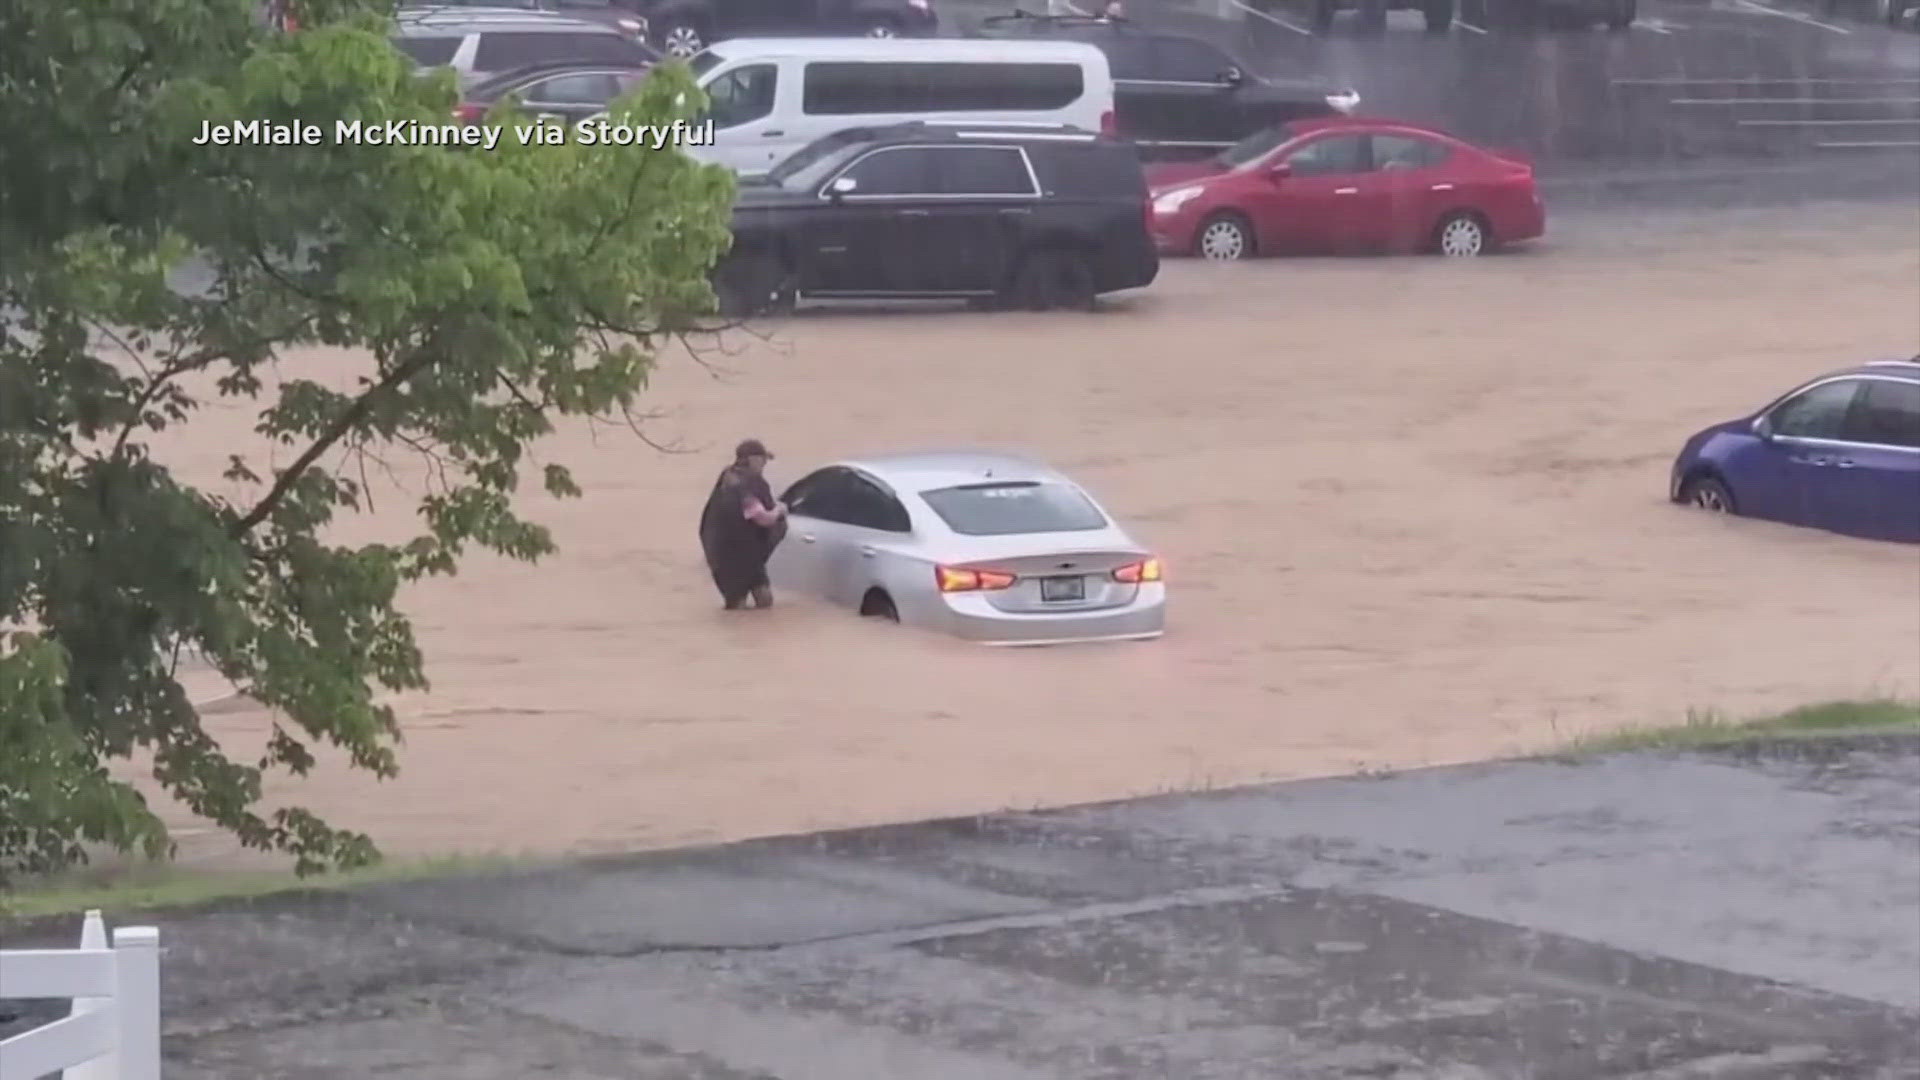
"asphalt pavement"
5,732,1916,1077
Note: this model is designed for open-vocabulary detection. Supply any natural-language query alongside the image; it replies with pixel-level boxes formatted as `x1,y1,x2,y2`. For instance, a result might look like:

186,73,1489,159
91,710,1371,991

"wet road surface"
7,733,1916,1077
956,0,1920,169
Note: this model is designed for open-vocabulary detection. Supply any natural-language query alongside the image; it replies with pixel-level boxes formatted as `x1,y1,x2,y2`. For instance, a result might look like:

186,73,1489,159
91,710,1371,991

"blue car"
1670,358,1920,543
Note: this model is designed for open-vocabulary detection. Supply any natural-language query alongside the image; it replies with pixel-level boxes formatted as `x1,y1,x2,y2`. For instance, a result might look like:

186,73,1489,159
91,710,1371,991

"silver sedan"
767,451,1166,645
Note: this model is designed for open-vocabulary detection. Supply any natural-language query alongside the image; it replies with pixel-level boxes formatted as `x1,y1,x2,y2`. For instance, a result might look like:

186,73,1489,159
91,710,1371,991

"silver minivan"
394,9,656,86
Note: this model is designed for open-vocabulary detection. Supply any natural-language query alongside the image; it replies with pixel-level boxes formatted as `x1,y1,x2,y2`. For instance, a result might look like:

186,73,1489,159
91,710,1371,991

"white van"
684,38,1116,175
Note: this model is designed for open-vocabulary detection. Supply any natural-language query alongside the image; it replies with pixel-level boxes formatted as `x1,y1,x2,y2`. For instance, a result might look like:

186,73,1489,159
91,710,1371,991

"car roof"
703,37,1106,61
1286,115,1452,139
395,9,609,30
836,451,1069,491
465,60,650,91
849,120,1115,145
1849,358,1920,378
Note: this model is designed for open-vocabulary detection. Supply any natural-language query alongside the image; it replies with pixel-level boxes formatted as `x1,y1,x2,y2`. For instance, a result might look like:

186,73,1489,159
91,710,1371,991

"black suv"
714,123,1158,314
639,0,937,58
965,14,1357,161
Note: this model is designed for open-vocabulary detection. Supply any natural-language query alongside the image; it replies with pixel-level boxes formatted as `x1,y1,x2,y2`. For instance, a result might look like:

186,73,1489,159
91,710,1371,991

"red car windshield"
1216,123,1301,169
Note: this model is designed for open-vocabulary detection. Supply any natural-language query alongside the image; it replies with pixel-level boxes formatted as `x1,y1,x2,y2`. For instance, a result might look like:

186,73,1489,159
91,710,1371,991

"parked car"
1671,360,1920,543
964,13,1358,161
683,38,1114,175
399,0,649,38
1292,0,1461,33
713,122,1158,313
453,62,652,123
1144,117,1543,259
394,9,657,86
768,451,1166,644
638,0,936,58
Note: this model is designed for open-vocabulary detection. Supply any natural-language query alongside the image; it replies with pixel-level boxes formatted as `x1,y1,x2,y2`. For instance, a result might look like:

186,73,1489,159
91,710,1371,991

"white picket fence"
0,910,160,1080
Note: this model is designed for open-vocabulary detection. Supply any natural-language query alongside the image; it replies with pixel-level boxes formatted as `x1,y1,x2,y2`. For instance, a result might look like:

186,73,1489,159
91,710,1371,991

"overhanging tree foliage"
0,0,735,882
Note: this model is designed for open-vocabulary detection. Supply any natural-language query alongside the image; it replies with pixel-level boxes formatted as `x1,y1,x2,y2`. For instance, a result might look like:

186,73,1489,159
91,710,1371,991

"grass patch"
0,851,540,922
1554,697,1920,757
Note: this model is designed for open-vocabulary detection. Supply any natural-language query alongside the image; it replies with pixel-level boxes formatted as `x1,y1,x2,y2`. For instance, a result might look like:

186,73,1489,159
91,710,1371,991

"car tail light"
1112,557,1162,584
937,566,1016,592
452,103,486,123
1099,109,1116,136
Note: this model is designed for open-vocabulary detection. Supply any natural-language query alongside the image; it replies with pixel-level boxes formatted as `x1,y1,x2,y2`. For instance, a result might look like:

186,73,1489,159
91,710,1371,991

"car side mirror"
1752,415,1774,441
826,176,858,201
1219,66,1244,85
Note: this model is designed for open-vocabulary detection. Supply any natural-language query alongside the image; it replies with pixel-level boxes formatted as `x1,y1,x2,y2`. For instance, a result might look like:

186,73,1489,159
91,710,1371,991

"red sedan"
1145,118,1545,260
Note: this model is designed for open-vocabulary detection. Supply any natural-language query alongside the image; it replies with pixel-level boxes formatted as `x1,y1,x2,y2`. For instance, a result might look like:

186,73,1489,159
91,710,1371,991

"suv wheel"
658,21,704,57
1357,0,1389,32
1424,0,1456,30
715,252,795,318
1604,0,1635,29
1008,249,1097,312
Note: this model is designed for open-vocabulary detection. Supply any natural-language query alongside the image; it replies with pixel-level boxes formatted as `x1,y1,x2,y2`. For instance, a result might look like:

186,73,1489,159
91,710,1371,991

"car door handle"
1791,456,1830,466
998,207,1030,215
897,209,930,217
1833,458,1857,468
1334,187,1359,195
859,545,877,557
1430,183,1455,191
800,533,816,543
762,130,784,137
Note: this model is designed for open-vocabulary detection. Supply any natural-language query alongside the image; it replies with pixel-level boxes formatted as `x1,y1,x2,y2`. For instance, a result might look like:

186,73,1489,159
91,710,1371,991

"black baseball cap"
734,438,773,460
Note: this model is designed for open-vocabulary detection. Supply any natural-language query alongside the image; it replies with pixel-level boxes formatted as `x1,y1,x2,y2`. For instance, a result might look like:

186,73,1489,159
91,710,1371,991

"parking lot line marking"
1817,139,1920,147
1732,0,1851,33
1225,0,1314,33
1453,17,1489,32
1669,96,1920,104
1739,117,1920,124
1614,77,1920,85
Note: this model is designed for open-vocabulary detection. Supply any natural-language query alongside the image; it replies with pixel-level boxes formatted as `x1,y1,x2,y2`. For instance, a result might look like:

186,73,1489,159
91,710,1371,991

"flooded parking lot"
147,200,1920,866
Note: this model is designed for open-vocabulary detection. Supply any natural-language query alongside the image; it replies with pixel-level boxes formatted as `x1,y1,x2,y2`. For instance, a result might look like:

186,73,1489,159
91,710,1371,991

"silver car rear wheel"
1197,214,1252,261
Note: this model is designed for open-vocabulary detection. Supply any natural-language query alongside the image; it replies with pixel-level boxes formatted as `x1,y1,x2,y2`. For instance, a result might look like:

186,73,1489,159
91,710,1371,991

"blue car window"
1769,379,1861,440
1848,379,1920,449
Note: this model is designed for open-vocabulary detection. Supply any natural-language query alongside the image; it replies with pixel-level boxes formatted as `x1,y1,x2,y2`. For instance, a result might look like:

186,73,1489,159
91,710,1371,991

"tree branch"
229,345,442,537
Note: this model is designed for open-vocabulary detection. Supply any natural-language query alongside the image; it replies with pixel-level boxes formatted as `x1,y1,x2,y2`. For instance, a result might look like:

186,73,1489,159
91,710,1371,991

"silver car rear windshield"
920,482,1108,536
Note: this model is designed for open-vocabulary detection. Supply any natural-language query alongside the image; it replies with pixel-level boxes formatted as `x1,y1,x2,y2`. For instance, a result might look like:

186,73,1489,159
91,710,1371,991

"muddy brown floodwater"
148,202,1919,867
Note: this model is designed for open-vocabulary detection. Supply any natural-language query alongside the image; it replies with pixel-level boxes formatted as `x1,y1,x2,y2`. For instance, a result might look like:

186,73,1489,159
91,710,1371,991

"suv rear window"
395,35,461,66
920,482,1108,536
1030,143,1145,198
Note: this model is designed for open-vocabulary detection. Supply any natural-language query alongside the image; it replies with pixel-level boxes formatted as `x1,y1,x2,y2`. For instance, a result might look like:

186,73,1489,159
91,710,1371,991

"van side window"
706,64,778,129
802,62,1085,115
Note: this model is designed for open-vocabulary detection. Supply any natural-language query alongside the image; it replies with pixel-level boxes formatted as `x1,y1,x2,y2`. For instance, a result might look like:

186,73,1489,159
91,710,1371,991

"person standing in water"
699,439,788,610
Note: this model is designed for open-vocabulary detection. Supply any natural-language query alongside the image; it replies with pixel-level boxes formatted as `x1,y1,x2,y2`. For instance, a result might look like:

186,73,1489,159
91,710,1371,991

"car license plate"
1040,575,1085,602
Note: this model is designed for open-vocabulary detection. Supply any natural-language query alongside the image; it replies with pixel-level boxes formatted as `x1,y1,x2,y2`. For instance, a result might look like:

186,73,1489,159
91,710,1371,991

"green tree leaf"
0,0,735,885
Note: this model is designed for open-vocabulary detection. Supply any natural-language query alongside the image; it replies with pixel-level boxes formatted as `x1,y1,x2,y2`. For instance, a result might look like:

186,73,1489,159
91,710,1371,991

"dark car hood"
1144,159,1226,189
